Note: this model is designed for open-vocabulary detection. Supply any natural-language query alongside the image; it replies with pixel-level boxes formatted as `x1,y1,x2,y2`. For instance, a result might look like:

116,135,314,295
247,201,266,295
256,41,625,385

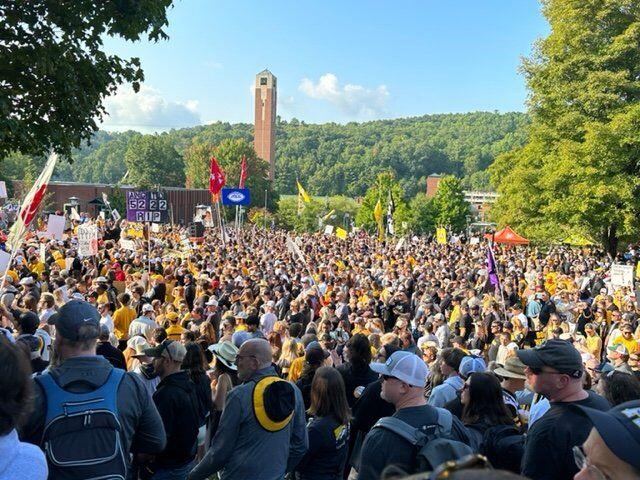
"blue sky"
101,0,548,132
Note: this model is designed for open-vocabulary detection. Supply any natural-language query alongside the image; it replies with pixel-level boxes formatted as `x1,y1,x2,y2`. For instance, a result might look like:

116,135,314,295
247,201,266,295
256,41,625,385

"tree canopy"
1,0,173,159
489,0,640,253
124,135,184,188
0,111,528,198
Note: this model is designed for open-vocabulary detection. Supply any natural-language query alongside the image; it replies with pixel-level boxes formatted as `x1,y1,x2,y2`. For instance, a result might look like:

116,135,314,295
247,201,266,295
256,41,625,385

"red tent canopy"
484,225,530,245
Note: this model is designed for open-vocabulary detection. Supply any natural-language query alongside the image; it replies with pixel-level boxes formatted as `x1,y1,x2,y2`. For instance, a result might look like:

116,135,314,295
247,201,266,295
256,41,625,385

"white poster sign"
0,249,11,275
469,236,480,245
323,225,334,235
39,243,46,264
119,238,136,251
70,207,81,221
78,224,98,257
0,181,7,199
111,209,121,221
151,223,161,233
45,214,66,240
611,264,634,288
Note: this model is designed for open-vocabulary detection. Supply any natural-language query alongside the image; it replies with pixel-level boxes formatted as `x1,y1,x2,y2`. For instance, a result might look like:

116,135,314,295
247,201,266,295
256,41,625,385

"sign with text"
0,181,7,199
77,224,98,257
221,188,250,206
126,191,169,223
611,264,634,288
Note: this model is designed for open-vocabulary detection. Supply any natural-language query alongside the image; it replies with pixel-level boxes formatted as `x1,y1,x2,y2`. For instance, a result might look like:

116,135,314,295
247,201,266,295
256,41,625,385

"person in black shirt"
295,367,351,480
518,339,610,480
96,325,126,370
336,334,378,408
458,304,474,339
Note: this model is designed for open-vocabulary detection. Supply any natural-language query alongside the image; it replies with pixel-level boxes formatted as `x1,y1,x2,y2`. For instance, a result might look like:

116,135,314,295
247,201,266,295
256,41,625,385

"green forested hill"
3,111,529,197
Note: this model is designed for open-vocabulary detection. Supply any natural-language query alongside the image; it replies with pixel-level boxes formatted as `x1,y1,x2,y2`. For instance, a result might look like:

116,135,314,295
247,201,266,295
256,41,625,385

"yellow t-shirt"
166,324,187,341
614,337,639,355
113,306,137,340
287,356,305,382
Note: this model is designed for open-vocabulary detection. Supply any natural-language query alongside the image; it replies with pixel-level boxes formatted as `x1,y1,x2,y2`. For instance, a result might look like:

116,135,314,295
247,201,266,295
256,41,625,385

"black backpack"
36,368,127,480
373,408,474,473
480,424,525,473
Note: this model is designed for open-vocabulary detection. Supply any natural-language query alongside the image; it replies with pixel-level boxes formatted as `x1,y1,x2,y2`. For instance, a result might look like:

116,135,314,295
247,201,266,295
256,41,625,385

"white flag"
7,152,58,252
286,236,307,266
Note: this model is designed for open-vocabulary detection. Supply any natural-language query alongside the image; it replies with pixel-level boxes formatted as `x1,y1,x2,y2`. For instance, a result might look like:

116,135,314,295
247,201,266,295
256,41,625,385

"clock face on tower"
260,77,268,85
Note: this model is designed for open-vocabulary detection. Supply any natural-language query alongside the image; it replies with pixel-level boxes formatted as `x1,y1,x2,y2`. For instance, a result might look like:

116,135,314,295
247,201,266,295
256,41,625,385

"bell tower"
254,70,277,181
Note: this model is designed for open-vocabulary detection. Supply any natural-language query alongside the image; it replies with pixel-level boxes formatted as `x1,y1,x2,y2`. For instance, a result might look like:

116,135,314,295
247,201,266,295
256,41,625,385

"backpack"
480,424,525,473
373,408,474,472
35,368,127,480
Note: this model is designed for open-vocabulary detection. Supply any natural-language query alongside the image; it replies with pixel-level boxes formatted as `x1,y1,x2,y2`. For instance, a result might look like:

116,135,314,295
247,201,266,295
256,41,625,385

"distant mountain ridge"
48,111,530,197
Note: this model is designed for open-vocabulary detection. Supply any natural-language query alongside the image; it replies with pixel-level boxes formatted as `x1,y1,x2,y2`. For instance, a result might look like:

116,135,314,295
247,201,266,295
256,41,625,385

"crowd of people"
1,214,640,480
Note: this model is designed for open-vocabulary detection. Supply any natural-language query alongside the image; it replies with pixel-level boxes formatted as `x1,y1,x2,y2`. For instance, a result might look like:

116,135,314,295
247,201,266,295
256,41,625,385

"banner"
0,181,6,199
221,188,250,206
124,222,145,238
335,227,348,240
78,224,98,257
126,191,169,223
119,239,136,251
45,214,66,240
611,264,634,288
436,227,447,244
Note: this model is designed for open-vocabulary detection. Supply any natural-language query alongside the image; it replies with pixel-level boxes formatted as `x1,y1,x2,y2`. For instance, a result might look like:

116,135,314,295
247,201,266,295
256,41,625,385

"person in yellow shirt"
613,324,639,355
112,292,137,348
583,323,603,360
165,312,187,341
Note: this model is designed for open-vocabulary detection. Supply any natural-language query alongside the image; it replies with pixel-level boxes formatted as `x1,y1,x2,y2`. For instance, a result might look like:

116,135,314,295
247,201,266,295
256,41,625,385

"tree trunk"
602,223,618,257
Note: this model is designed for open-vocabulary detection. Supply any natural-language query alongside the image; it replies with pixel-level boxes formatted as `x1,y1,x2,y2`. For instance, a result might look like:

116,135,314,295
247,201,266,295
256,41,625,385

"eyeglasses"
573,446,608,480
234,354,256,365
526,366,566,376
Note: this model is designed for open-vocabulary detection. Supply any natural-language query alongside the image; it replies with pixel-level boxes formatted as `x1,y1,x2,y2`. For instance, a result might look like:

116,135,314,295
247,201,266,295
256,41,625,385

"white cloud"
101,85,201,132
298,73,389,116
204,60,223,69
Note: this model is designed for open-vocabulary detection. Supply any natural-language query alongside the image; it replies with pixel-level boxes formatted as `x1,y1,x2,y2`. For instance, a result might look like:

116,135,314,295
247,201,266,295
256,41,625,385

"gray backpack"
373,408,473,472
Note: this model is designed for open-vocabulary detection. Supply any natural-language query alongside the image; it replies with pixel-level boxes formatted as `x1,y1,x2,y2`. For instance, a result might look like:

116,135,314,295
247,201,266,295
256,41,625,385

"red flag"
238,155,248,189
209,156,226,196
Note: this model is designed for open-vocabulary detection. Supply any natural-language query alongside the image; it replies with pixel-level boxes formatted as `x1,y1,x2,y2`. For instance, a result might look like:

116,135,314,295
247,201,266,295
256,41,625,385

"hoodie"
427,375,465,408
152,370,201,469
0,429,47,480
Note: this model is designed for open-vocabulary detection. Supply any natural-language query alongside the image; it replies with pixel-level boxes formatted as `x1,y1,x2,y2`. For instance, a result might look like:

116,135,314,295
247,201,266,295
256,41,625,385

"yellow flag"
335,227,347,240
436,227,447,245
373,199,382,224
297,180,311,203
322,209,336,222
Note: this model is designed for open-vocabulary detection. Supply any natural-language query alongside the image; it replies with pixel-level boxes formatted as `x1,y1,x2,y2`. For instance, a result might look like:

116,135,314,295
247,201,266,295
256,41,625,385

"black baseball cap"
570,400,640,470
47,300,101,341
516,339,583,378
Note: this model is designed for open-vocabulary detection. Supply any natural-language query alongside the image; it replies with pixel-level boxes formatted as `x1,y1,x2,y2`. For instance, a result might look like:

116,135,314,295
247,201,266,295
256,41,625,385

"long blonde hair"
278,338,301,369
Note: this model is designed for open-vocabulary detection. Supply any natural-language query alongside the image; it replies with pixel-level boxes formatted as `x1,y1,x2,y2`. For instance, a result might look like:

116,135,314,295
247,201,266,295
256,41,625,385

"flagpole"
264,188,268,230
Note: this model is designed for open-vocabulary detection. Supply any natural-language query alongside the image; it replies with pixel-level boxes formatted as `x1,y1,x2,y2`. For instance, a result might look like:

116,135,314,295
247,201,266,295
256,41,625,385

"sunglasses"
526,366,565,376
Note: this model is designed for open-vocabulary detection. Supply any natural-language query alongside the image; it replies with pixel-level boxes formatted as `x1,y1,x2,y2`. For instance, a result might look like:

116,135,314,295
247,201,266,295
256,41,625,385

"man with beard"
188,339,307,480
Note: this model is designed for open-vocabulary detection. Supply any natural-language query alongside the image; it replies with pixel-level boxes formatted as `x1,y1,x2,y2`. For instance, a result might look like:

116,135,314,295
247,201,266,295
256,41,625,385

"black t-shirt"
295,415,350,480
458,314,473,339
358,405,470,480
521,390,610,480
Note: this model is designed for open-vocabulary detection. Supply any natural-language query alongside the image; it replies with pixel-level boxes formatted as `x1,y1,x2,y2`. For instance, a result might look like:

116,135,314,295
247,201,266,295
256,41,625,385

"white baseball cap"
142,303,154,313
370,351,429,388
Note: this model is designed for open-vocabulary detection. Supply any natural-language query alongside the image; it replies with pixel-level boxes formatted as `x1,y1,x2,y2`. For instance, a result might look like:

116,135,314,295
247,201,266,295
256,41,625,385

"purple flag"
486,246,500,288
